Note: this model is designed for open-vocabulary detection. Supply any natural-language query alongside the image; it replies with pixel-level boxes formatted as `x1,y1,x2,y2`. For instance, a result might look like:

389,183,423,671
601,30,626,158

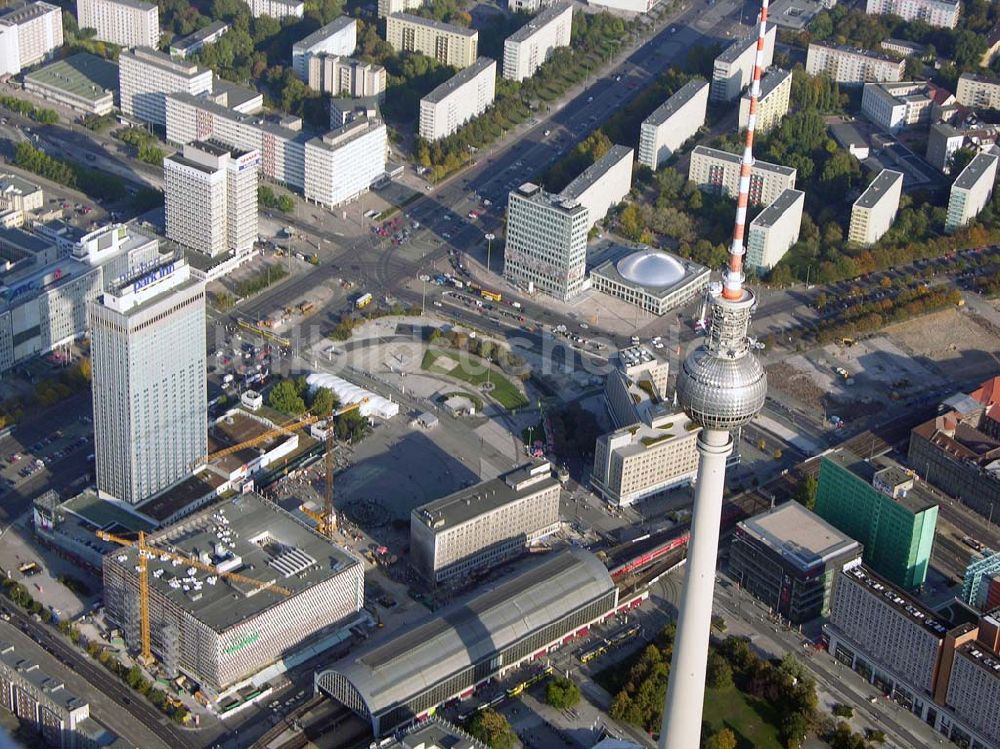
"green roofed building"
23,52,118,116
815,449,938,590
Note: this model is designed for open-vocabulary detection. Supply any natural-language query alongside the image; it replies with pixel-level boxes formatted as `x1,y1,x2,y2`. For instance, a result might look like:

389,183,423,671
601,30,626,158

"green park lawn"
702,685,784,749
421,349,529,410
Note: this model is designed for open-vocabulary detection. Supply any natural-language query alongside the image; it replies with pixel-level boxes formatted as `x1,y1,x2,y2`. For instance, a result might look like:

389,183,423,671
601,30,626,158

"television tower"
657,2,770,748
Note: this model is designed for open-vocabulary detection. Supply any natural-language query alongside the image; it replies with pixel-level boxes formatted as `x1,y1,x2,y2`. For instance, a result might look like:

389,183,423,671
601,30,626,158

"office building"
603,344,670,428
386,14,478,69
729,502,862,623
0,173,42,222
957,72,1000,110
76,0,158,49
89,255,206,504
103,492,364,694
815,449,938,590
119,47,213,126
410,460,560,583
865,0,959,27
946,152,999,233
591,411,700,507
710,23,776,102
848,169,903,246
963,551,1000,610
23,53,118,116
306,55,385,97
419,57,495,141
746,188,804,273
805,43,905,85
164,140,260,257
378,0,422,18
559,144,633,228
292,17,357,79
317,548,621,737
503,182,589,301
502,3,572,82
170,20,230,58
738,68,791,134
590,246,709,316
638,78,709,170
688,145,797,206
304,116,387,207
244,0,303,18
862,81,953,133
0,1,62,71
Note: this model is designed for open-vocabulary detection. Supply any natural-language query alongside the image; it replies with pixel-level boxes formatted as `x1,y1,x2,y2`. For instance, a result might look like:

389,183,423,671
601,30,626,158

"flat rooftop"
123,47,209,78
134,471,228,524
956,641,1000,680
384,719,485,749
100,0,156,10
294,16,355,50
755,67,791,99
506,2,571,43
854,169,903,209
691,145,796,177
0,226,55,255
960,71,1000,86
389,12,478,37
24,53,118,101
954,152,999,191
810,42,900,64
561,145,633,200
643,78,708,127
0,0,57,25
171,20,230,51
607,412,699,459
211,77,261,111
0,642,88,713
824,449,939,514
165,152,221,175
739,502,861,572
309,115,383,150
512,182,588,216
0,173,41,196
751,188,804,228
841,563,951,637
62,490,156,533
423,57,495,104
111,492,360,632
170,92,310,142
717,23,774,64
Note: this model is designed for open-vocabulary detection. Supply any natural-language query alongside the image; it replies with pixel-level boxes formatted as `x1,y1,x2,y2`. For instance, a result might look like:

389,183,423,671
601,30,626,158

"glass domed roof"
616,250,686,287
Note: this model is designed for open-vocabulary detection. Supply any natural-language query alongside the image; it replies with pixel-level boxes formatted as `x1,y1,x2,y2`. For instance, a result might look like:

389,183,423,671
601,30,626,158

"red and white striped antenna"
722,0,770,301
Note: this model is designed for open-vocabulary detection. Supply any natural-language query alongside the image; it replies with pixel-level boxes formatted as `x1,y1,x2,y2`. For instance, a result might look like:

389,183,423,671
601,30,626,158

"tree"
794,474,818,510
706,652,733,689
545,676,581,709
705,728,737,749
780,711,809,749
268,378,305,415
466,708,516,749
309,387,337,417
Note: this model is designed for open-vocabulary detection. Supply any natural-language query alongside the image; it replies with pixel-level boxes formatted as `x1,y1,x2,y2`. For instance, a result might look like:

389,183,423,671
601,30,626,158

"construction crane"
202,414,320,464
97,530,292,665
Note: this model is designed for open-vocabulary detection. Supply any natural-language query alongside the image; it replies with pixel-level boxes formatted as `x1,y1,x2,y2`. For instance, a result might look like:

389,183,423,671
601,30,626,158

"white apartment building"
419,57,496,141
805,43,905,85
410,461,561,583
0,1,62,71
586,0,660,11
592,412,700,507
746,188,804,273
711,23,776,102
76,0,159,49
865,0,959,28
119,47,213,127
945,644,1000,749
946,152,999,233
304,116,387,208
306,55,386,98
89,255,207,505
292,16,357,79
244,0,303,18
560,144,633,228
509,0,541,10
0,24,20,77
848,169,903,246
638,78,709,170
926,122,965,173
0,173,42,219
956,72,1000,111
738,67,791,134
164,140,260,257
378,0,422,18
503,182,589,301
502,3,572,82
861,81,953,133
688,145,797,206
386,13,478,69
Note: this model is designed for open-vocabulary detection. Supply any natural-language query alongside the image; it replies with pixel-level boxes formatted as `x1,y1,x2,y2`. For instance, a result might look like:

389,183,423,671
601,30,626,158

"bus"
481,289,502,303
355,292,373,309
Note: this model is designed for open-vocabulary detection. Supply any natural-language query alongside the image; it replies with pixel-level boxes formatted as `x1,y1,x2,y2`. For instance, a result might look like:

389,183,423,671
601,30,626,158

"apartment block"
410,460,560,583
956,72,1000,110
419,57,496,141
120,47,213,126
848,169,903,246
170,20,230,59
710,23,776,102
330,96,379,128
306,55,386,98
559,144,633,228
386,13,478,69
946,152,999,233
862,81,954,133
637,78,709,170
245,0,303,18
746,188,804,272
925,122,996,173
0,1,62,71
0,24,19,77
688,145,797,207
502,3,572,82
304,116,387,207
378,0,422,18
865,0,959,28
503,182,589,301
292,17,357,79
805,43,905,85
738,68,791,134
508,0,541,10
76,0,159,49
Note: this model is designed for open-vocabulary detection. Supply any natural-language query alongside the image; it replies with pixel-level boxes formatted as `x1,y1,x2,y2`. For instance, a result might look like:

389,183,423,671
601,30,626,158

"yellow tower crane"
97,530,292,665
202,414,321,464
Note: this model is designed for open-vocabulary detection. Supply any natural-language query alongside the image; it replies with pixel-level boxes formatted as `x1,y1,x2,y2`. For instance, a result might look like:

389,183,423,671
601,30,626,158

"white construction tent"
306,373,400,420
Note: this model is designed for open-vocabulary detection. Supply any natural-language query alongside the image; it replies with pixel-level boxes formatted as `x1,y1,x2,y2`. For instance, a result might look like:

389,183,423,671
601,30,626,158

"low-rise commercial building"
120,47,213,127
688,145,797,207
730,502,862,623
957,72,1000,110
590,247,709,317
303,115,387,207
559,144,633,228
746,188,804,273
946,152,999,233
292,16,357,79
805,43,905,85
862,81,954,133
865,0,959,28
848,169,903,246
738,68,791,134
711,23,776,102
502,3,572,82
410,460,560,583
386,13,478,69
0,1,62,71
76,0,158,49
23,53,118,116
306,55,386,98
245,0,303,18
419,57,496,141
637,78,709,170
170,21,230,58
